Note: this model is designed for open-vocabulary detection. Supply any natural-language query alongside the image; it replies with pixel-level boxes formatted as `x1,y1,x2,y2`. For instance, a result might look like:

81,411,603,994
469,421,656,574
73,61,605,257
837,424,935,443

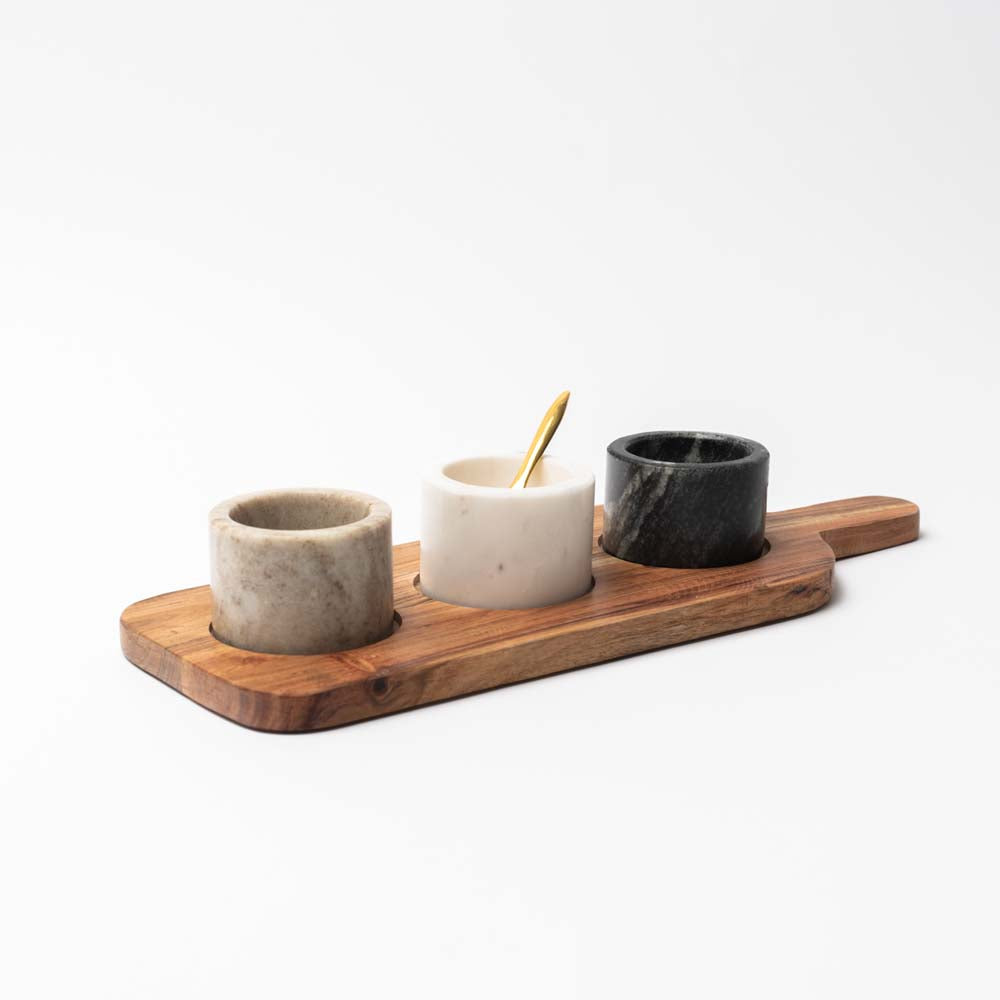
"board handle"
767,496,920,559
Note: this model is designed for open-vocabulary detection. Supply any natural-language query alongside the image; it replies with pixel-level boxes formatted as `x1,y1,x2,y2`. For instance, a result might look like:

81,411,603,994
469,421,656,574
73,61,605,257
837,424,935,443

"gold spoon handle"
509,391,571,489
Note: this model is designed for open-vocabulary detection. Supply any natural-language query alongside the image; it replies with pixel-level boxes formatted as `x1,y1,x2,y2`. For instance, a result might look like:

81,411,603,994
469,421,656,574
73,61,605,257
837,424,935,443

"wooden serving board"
120,496,919,733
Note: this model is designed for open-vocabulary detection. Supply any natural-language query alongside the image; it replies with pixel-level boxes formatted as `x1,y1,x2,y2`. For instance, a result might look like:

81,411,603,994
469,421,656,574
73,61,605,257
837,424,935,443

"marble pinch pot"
603,431,769,569
210,488,394,655
420,454,595,610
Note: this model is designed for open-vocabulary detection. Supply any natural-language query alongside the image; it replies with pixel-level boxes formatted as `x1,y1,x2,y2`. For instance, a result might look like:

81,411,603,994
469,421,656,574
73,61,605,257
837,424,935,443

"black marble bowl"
603,431,769,568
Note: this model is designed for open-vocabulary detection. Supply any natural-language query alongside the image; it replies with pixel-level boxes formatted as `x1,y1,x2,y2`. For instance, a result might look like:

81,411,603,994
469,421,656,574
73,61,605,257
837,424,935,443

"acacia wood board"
120,496,919,733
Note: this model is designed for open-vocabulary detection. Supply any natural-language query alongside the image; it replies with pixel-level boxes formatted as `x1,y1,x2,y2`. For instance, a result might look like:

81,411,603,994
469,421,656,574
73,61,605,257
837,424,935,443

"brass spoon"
509,391,571,488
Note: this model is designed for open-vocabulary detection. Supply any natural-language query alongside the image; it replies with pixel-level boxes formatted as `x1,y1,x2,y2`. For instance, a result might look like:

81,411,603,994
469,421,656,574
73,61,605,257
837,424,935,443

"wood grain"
120,496,919,732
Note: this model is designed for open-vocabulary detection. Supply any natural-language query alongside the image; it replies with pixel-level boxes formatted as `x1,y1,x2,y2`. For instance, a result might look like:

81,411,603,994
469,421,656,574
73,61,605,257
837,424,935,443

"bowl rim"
608,430,769,470
424,453,594,498
210,487,391,540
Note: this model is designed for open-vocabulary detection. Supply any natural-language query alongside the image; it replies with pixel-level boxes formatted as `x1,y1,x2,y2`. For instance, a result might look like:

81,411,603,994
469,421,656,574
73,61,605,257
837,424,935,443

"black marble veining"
603,431,769,568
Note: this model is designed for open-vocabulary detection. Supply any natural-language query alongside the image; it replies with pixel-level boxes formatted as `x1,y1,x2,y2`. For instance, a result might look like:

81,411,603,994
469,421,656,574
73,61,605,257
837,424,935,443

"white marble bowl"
420,455,595,609
210,488,393,655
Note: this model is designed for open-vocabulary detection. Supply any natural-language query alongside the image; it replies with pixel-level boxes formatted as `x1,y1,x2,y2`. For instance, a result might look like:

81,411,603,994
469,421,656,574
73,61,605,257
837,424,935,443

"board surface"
120,497,919,732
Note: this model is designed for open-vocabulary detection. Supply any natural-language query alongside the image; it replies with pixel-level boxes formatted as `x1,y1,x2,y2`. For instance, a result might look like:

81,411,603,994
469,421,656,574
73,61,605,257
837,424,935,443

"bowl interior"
229,492,370,531
625,433,754,465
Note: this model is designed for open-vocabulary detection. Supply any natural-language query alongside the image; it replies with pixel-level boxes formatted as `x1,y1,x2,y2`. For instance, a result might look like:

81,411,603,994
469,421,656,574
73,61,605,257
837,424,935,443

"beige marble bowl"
210,488,393,655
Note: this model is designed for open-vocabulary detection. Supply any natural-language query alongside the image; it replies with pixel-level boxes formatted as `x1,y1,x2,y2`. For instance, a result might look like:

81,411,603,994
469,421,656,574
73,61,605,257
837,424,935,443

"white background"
2,1,998,997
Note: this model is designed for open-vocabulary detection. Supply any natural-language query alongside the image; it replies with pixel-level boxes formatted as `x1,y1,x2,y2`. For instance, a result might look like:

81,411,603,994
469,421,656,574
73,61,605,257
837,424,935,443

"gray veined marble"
210,488,394,655
602,431,769,568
